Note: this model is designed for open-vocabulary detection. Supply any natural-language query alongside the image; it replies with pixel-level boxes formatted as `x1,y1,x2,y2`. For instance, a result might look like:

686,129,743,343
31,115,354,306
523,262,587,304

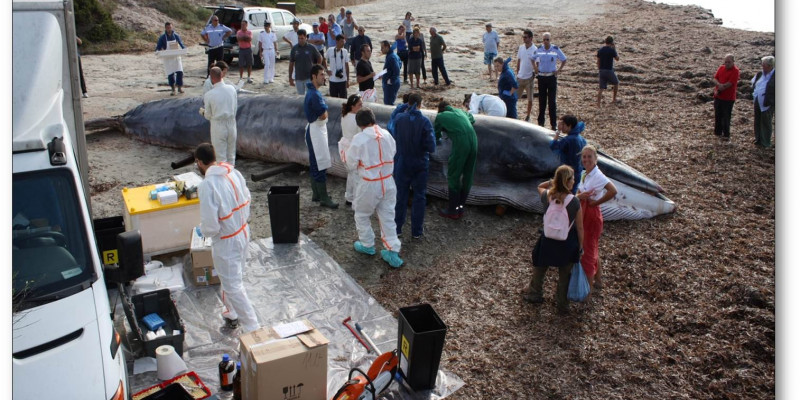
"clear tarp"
120,234,463,399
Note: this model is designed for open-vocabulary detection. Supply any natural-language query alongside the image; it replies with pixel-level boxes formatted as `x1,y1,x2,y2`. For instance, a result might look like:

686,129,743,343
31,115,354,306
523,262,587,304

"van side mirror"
116,230,144,282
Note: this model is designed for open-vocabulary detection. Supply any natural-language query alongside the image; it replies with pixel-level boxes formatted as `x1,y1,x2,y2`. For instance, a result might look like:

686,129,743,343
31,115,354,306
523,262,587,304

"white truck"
12,0,142,398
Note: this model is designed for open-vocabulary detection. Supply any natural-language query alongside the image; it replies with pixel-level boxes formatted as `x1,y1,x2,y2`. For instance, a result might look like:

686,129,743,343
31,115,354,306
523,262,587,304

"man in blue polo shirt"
533,32,567,131
201,15,232,77
326,14,342,48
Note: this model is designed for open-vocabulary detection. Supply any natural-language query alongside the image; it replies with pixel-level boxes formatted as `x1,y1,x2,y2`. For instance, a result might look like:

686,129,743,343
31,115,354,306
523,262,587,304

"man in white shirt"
482,23,500,81
326,34,350,98
201,67,239,165
258,21,278,84
516,29,537,122
283,19,300,48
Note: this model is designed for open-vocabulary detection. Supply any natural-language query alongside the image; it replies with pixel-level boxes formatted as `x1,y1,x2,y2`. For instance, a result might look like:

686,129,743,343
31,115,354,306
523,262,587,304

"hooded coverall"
434,106,478,208
382,50,402,105
392,105,436,236
345,125,402,253
199,162,259,333
467,93,507,118
203,82,238,165
550,121,587,194
497,58,519,119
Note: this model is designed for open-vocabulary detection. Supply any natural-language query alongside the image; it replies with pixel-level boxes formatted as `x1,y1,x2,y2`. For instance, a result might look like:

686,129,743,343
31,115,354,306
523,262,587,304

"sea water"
650,0,774,32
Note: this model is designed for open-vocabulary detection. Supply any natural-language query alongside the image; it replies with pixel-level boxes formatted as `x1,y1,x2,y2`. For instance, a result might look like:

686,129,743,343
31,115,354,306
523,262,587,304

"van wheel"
253,52,264,69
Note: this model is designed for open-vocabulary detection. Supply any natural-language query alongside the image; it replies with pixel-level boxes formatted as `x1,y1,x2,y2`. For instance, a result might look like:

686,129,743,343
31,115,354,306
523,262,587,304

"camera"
335,69,344,79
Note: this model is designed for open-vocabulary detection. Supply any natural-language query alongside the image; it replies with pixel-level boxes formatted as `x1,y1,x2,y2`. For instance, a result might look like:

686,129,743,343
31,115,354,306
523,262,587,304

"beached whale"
86,94,675,220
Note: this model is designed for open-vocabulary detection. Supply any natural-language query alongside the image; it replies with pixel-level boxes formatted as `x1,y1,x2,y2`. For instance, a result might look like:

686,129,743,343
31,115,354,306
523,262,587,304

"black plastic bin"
93,216,126,284
268,186,299,243
122,288,185,357
397,303,448,391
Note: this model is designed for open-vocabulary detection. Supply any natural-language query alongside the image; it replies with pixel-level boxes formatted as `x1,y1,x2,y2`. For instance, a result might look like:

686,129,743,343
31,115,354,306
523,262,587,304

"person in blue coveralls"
304,65,339,208
494,56,519,119
387,93,410,136
392,93,436,238
549,114,587,194
381,40,402,105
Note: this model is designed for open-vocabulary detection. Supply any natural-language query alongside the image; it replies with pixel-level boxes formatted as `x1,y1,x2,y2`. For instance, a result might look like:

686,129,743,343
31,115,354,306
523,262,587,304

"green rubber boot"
310,177,320,202
316,181,339,209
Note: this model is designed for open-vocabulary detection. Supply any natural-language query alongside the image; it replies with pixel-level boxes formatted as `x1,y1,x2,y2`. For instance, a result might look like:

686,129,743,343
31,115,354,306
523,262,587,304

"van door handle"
12,328,84,359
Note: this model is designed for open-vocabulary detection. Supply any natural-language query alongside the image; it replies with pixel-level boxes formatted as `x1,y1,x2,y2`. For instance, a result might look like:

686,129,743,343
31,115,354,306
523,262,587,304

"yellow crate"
121,185,200,256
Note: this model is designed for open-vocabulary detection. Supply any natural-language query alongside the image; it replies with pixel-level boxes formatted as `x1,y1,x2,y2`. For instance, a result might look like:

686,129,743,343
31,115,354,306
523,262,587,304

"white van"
12,1,141,398
204,5,313,66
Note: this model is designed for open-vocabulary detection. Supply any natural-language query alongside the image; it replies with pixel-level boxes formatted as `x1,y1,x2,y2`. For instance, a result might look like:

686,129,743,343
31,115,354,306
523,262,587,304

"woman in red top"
318,16,329,36
712,54,740,140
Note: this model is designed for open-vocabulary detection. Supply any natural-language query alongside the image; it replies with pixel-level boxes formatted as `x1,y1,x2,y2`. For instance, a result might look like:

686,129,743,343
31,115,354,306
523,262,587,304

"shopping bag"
567,262,590,302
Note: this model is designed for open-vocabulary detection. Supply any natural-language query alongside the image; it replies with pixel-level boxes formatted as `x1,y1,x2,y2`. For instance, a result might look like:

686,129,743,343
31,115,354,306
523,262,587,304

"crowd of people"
148,9,778,322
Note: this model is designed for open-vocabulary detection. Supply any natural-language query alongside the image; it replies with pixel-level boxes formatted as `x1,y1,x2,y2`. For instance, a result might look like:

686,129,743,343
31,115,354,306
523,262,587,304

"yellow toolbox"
122,184,200,256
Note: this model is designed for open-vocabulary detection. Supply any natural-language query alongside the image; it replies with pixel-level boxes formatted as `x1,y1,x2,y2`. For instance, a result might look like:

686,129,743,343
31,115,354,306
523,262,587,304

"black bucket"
268,186,299,243
397,303,448,391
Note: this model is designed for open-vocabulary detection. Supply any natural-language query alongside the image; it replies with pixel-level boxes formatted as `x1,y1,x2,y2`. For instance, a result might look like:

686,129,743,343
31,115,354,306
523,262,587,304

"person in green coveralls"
433,101,478,219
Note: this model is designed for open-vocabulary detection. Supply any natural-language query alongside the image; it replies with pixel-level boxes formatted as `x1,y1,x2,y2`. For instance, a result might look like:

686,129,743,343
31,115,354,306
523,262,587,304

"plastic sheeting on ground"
121,234,463,399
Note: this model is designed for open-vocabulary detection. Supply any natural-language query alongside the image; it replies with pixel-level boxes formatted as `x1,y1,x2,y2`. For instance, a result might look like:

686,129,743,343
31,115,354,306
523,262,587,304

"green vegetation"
74,0,127,44
148,0,213,28
252,0,319,14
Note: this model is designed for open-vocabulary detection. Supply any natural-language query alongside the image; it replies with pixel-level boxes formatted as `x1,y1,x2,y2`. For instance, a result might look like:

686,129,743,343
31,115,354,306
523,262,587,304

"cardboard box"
187,228,220,286
240,321,329,400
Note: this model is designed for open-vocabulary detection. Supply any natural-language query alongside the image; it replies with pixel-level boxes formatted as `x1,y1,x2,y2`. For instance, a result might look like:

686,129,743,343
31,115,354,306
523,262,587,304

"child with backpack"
524,165,584,314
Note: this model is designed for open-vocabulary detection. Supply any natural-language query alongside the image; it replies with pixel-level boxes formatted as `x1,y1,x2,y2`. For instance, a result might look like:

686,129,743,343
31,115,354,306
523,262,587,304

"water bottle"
233,361,242,400
218,353,235,391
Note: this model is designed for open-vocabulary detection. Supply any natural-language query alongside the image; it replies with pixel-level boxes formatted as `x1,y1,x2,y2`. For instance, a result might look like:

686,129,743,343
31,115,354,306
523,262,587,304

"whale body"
90,94,675,220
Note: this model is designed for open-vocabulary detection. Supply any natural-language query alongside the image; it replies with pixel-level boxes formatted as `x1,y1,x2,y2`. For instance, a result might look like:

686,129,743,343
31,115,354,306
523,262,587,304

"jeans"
398,50,409,82
431,57,450,85
537,75,558,129
713,98,734,137
305,126,327,182
295,79,309,95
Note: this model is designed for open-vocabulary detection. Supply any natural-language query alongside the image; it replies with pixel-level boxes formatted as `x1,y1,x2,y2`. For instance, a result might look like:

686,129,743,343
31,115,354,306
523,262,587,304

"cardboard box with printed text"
187,228,220,286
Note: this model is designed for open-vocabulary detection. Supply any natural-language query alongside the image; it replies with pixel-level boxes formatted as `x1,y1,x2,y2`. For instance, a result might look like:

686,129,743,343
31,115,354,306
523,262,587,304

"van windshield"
13,169,95,312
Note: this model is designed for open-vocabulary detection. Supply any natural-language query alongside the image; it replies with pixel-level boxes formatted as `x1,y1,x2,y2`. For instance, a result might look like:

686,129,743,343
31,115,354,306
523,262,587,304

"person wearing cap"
309,22,326,53
236,20,254,84
596,35,620,106
342,10,358,48
289,29,324,95
283,19,301,48
349,26,372,68
482,23,500,81
533,32,567,131
201,15,232,77
326,34,350,98
326,14,342,48
258,20,278,84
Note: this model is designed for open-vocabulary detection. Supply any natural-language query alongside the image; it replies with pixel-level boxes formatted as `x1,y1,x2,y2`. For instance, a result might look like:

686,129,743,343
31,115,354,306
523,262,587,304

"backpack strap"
564,194,575,230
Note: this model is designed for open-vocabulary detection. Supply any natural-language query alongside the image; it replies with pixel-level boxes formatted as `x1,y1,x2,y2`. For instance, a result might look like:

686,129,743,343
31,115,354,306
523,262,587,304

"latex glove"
195,226,203,238
276,54,281,60
502,90,511,97
199,107,205,116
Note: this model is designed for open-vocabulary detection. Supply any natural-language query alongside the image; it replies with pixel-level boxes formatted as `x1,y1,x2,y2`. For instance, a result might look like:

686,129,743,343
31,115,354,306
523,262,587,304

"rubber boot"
317,181,339,209
438,189,461,219
381,250,404,268
310,177,320,202
457,189,469,217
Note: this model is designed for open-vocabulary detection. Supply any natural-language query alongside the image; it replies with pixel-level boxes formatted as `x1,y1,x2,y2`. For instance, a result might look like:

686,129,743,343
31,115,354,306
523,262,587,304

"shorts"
238,47,254,67
408,58,422,75
484,51,497,65
518,76,535,99
598,69,619,89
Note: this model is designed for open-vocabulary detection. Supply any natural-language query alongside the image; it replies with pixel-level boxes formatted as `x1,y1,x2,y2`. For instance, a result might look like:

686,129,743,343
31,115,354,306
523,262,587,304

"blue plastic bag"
567,262,590,302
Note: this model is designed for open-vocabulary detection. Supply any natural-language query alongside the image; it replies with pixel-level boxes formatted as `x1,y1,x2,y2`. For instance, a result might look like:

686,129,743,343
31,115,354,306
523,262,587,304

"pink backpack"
543,193,574,240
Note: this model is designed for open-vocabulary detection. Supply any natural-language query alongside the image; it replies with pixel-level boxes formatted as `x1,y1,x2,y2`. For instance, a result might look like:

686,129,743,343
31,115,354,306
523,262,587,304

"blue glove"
502,90,511,97
195,226,202,238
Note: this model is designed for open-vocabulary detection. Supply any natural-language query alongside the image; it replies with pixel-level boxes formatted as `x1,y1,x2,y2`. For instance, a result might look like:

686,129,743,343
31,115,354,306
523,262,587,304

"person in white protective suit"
344,109,404,268
195,143,260,333
201,67,238,165
463,92,507,117
338,94,363,205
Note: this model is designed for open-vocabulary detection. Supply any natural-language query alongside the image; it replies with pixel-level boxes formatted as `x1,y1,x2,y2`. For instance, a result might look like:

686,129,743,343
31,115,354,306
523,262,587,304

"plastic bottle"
233,361,242,400
219,354,235,391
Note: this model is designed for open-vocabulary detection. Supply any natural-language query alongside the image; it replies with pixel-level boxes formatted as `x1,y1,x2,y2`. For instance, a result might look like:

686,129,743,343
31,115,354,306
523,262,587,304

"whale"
86,94,675,220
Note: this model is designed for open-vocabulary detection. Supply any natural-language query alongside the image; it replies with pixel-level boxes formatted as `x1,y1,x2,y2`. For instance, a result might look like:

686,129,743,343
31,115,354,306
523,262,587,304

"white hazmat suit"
345,125,402,252
467,92,507,117
203,82,238,165
338,111,360,203
199,162,259,333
